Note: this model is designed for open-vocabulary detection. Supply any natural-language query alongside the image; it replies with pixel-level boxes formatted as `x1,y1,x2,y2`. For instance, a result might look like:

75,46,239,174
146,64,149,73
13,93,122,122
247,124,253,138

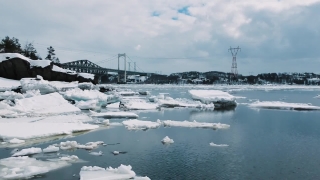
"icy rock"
249,101,320,110
189,90,237,109
122,119,162,130
43,145,60,153
163,120,230,129
161,136,174,144
12,147,42,156
209,142,229,147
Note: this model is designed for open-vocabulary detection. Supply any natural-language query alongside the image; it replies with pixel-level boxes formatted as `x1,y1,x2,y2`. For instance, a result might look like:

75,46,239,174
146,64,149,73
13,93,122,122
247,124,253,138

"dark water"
1,87,320,180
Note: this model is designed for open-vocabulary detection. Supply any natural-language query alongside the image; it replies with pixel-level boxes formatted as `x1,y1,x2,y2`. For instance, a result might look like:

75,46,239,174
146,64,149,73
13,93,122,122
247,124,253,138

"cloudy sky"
1,0,320,75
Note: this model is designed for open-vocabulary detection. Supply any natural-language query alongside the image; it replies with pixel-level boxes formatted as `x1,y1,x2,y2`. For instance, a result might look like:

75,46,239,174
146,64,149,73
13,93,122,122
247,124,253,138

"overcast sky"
1,0,320,75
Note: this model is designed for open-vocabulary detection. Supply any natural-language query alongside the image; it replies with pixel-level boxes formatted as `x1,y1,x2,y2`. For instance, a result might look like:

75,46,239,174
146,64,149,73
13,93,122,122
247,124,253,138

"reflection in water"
189,109,235,122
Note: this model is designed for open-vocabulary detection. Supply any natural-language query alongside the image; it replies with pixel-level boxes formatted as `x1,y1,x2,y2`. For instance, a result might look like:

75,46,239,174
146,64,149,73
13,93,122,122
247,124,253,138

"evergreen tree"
22,42,40,60
0,36,22,53
45,46,59,63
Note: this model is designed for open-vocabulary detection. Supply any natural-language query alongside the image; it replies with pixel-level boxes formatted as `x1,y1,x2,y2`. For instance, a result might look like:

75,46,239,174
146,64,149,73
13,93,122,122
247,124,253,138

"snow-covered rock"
161,136,174,144
249,101,320,110
189,90,237,109
163,120,230,129
122,119,162,130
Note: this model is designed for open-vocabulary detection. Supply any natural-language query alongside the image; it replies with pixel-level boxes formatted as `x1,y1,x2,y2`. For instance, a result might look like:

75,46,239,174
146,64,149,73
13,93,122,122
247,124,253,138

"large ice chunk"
20,77,58,94
90,110,139,119
12,147,42,156
188,90,237,109
0,156,69,179
79,164,150,180
14,92,80,116
0,77,21,91
249,101,320,110
122,119,162,130
161,136,174,144
163,120,230,129
120,99,159,110
158,97,214,109
209,142,229,147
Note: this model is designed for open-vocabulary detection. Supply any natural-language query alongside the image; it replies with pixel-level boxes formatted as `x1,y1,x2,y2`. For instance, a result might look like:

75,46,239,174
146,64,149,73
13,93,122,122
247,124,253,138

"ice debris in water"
12,147,42,157
59,140,104,150
89,151,103,156
43,145,60,153
113,151,120,155
249,101,320,110
163,120,230,129
59,155,79,161
90,110,139,119
79,164,150,180
161,136,174,144
209,142,229,147
188,90,237,109
122,119,162,130
0,156,69,180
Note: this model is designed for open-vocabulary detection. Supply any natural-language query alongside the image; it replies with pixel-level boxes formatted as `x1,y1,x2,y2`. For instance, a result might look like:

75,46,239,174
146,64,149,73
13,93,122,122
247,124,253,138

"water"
1,86,320,179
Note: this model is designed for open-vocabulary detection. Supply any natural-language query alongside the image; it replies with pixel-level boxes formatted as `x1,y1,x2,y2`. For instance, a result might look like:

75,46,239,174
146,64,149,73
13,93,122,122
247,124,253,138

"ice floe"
89,151,103,156
0,156,69,180
163,120,230,129
59,140,104,150
20,77,58,94
59,155,79,162
122,119,162,130
209,142,229,147
8,138,25,144
12,147,42,156
90,110,139,119
0,77,21,91
157,97,215,109
249,101,320,110
0,123,99,141
79,164,150,180
120,99,159,110
113,151,120,155
43,145,60,153
75,100,100,110
161,136,174,144
188,90,237,109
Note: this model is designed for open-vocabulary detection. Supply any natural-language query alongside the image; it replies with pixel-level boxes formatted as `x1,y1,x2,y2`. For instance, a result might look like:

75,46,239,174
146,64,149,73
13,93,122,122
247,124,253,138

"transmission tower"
118,53,126,83
228,46,241,79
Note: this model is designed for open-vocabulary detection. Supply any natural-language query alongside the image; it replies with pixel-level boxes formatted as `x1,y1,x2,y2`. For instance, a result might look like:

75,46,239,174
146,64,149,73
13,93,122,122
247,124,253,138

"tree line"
0,36,60,63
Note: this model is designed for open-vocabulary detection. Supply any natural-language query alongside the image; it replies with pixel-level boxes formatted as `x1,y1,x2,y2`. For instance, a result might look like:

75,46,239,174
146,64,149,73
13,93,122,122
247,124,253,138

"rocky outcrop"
0,55,98,84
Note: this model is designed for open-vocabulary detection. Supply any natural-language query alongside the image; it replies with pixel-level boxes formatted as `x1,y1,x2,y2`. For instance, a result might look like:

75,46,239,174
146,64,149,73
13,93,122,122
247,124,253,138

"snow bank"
0,77,20,91
0,156,69,180
78,73,95,80
0,123,99,141
79,164,150,180
161,136,174,144
52,65,77,74
249,101,320,110
14,92,80,116
12,147,42,156
122,119,162,130
0,53,31,62
209,142,229,147
189,90,237,109
29,60,51,68
90,110,139,119
43,145,60,153
120,99,159,110
20,77,58,94
163,120,230,129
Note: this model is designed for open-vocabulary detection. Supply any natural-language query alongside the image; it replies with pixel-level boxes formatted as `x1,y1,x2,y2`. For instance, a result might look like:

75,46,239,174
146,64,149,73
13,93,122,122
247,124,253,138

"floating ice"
20,77,58,94
209,142,229,147
0,123,98,141
59,141,104,150
120,99,159,110
0,77,20,91
80,164,150,180
8,138,25,144
89,151,103,156
0,114,93,123
314,95,320,98
12,147,42,156
14,92,80,116
75,100,100,110
188,90,237,109
90,110,139,119
161,136,174,144
43,145,60,153
117,91,137,96
163,120,230,129
157,97,215,109
60,141,78,150
249,101,320,110
113,151,120,155
122,119,162,130
59,155,79,162
106,102,120,109
0,156,69,180
0,91,24,100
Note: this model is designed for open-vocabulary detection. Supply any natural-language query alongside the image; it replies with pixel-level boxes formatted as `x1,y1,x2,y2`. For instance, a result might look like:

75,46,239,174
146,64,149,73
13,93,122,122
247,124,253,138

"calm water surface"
1,87,320,180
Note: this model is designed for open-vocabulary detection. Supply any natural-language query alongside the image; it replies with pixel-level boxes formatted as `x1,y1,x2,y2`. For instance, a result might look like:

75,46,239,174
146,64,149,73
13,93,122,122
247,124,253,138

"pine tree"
0,36,22,53
23,42,40,60
45,46,56,61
